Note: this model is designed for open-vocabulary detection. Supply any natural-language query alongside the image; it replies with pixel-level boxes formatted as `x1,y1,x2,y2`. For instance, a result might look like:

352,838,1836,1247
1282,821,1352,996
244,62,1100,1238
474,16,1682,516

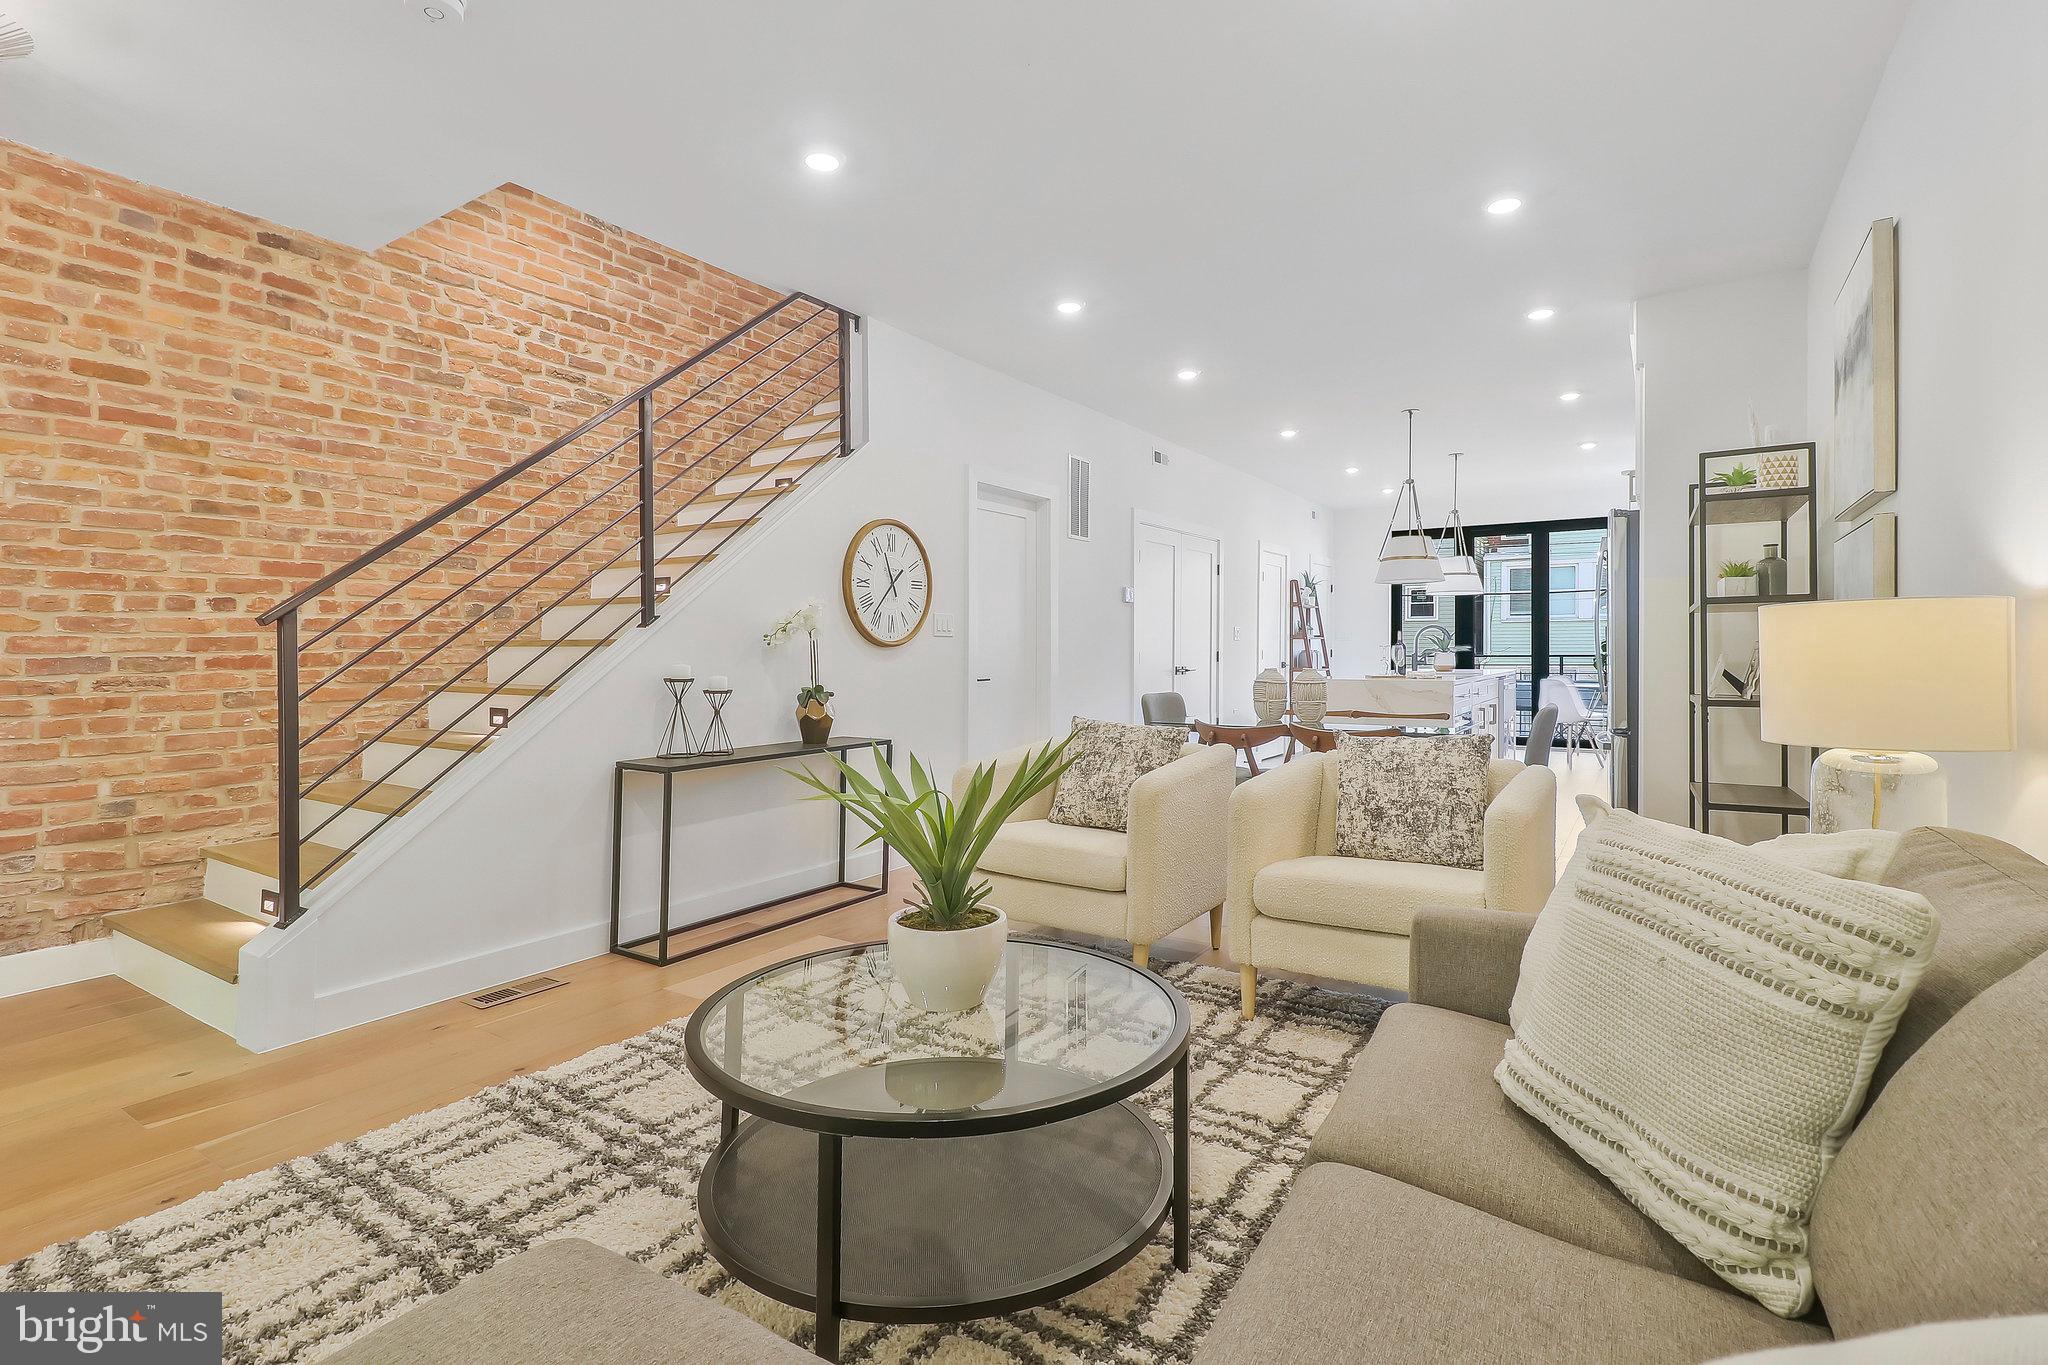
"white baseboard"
0,938,115,999
614,850,890,943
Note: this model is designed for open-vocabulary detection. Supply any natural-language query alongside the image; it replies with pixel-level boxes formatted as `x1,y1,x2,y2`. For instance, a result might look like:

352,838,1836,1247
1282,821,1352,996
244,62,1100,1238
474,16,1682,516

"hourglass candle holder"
699,686,735,756
658,676,698,758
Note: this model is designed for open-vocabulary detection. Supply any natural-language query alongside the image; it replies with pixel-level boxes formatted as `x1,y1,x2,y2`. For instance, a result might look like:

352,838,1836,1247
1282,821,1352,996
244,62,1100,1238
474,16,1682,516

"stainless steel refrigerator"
1605,507,1641,810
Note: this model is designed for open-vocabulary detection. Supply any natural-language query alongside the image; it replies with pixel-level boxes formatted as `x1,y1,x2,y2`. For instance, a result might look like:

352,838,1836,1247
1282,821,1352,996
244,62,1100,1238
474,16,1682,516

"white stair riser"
655,524,742,558
673,485,796,530
363,735,489,787
539,598,641,638
427,687,548,733
111,934,236,1036
202,857,284,921
300,797,391,849
486,642,602,685
590,560,714,599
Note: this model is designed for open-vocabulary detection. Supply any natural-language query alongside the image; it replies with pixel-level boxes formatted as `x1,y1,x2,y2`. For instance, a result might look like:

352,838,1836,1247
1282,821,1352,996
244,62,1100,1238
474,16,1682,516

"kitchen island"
1321,668,1518,758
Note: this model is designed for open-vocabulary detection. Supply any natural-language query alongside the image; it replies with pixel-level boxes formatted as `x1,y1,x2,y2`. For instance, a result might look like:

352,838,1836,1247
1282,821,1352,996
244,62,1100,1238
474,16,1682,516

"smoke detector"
404,0,466,22
0,15,33,60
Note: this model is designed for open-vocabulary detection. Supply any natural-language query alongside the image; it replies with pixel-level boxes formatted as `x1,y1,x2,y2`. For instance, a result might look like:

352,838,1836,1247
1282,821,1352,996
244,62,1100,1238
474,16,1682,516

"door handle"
1172,665,1193,675
975,677,992,683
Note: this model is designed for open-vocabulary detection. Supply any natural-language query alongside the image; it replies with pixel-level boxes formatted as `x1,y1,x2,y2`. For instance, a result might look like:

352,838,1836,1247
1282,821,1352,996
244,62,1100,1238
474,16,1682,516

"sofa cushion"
1195,1163,1828,1365
1252,855,1485,936
1309,1002,1719,1286
980,818,1128,892
1871,826,2048,1096
324,1237,812,1365
1709,1315,2048,1364
1332,733,1494,868
1497,808,1939,1317
1047,717,1186,832
1809,948,2048,1339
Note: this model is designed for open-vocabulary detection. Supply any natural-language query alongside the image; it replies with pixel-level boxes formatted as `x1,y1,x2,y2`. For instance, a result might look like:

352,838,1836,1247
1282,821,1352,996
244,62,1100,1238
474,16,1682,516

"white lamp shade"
1378,532,1445,584
1435,554,1485,596
1758,597,2017,753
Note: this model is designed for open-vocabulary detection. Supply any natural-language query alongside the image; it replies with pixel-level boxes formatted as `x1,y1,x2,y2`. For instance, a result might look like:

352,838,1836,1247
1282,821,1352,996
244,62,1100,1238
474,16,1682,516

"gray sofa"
1198,826,2048,1362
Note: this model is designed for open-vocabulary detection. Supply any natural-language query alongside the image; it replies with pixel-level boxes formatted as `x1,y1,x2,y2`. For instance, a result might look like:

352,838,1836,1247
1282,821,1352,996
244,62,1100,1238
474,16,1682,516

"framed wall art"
1828,217,1898,523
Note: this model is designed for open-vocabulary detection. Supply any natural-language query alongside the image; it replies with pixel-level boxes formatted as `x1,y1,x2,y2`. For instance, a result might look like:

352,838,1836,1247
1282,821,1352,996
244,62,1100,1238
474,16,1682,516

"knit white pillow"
1496,808,1938,1317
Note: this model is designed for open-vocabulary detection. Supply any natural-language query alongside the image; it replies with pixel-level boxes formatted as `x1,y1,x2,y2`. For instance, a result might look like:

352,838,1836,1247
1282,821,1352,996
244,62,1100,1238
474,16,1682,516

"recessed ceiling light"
1486,196,1523,216
1525,307,1556,322
1280,429,1298,440
1580,441,1598,450
1176,368,1201,383
1345,466,1360,475
1559,391,1582,403
804,150,843,173
1380,486,1395,496
1055,299,1085,316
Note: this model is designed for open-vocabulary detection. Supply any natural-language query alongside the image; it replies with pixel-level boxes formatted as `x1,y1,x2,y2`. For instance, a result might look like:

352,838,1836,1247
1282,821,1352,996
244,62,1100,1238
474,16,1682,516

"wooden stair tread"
659,515,758,538
304,777,421,815
757,429,841,452
380,728,494,753
507,635,613,649
679,483,798,508
206,837,349,884
107,898,263,984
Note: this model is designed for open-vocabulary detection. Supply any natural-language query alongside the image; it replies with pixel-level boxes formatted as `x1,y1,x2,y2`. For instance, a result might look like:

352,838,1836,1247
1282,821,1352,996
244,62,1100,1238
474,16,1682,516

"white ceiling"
0,0,1909,514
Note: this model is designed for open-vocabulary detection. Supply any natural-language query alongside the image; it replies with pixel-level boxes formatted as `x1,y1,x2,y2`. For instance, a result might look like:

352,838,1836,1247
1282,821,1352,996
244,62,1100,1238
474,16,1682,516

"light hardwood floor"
0,768,1599,1265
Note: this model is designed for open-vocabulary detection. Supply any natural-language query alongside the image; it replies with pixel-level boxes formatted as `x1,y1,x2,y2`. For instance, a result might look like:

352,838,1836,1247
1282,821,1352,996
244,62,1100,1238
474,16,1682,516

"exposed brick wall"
0,139,835,954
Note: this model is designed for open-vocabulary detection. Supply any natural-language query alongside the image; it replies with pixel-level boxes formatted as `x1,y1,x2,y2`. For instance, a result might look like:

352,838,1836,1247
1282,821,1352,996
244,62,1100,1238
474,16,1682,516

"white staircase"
105,369,852,1036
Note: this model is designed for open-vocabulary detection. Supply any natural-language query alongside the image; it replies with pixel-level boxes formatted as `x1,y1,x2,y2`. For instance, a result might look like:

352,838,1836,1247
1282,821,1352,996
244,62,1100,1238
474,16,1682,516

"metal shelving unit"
1688,443,1818,835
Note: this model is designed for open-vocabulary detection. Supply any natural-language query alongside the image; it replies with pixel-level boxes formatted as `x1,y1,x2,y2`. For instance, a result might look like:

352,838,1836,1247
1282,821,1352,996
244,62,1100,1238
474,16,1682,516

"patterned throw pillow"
1332,733,1493,868
1496,808,1938,1317
1046,717,1186,832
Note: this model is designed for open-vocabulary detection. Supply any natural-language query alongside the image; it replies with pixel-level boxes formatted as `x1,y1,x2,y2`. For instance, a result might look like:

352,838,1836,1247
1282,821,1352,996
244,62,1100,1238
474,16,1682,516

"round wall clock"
842,518,932,647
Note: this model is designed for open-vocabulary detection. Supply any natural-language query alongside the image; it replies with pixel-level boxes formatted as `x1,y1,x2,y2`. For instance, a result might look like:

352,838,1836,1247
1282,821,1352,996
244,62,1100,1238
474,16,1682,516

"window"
1549,561,1597,620
1492,561,1532,620
1404,586,1438,621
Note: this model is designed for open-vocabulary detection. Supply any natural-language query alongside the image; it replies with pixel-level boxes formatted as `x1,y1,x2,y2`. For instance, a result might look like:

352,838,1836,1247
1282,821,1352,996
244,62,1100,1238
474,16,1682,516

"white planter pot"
887,906,1008,1013
1718,576,1758,597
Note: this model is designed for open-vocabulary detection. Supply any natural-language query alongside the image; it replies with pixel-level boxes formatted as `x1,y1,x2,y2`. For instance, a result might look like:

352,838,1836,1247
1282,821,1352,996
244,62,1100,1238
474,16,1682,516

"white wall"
1803,0,2048,854
1632,271,1809,829
240,320,1330,1047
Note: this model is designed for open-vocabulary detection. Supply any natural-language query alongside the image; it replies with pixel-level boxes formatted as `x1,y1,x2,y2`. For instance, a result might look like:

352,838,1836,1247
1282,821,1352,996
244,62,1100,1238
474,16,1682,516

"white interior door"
1258,546,1290,670
1134,522,1220,721
970,491,1046,755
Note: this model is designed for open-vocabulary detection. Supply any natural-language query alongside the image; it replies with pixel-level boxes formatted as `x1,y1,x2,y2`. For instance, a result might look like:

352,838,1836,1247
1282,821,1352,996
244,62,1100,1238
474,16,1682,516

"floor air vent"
466,974,567,1009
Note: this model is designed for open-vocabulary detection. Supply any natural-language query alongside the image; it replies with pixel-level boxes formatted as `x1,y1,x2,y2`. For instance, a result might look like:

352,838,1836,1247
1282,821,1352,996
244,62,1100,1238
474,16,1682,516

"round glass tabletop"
685,938,1189,1135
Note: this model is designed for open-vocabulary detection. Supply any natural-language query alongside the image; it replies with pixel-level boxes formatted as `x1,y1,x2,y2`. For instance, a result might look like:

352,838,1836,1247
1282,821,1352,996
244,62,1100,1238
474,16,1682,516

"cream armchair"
952,741,1235,965
1226,754,1555,1016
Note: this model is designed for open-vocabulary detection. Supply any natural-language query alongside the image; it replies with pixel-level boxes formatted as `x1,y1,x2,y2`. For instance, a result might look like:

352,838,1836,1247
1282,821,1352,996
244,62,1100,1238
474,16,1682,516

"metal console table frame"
684,938,1194,1361
608,736,893,966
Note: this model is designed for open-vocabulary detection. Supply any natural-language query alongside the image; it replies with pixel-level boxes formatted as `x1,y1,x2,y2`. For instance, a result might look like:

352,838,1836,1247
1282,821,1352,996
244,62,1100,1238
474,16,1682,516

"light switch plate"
1232,626,1242,641
933,613,956,638
1121,586,1135,604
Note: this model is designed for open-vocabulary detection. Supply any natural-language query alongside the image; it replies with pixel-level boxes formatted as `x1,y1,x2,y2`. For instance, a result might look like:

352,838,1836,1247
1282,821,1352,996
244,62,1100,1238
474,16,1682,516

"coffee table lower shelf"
699,1101,1173,1357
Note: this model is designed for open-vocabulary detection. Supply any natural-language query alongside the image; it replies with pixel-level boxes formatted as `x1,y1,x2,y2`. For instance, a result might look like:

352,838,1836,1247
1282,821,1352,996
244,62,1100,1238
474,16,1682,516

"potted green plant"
1717,559,1759,598
1712,463,1759,489
765,601,833,745
789,739,1073,1011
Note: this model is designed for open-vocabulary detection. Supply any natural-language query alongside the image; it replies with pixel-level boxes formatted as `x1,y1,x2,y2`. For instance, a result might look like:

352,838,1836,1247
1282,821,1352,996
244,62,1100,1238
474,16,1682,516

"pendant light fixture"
1435,451,1485,596
1376,408,1445,584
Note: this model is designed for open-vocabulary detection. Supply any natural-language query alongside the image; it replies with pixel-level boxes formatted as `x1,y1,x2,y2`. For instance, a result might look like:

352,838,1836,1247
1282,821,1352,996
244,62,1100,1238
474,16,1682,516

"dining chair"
1524,703,1559,765
1536,676,1605,768
1140,691,1190,727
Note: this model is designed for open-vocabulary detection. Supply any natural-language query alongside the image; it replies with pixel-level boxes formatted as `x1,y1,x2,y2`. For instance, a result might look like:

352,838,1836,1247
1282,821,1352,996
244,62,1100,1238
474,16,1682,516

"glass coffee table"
684,938,1192,1361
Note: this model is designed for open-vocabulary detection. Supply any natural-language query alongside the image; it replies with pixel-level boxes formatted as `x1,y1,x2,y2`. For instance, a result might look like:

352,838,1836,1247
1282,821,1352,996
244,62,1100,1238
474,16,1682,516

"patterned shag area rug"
3,964,1385,1363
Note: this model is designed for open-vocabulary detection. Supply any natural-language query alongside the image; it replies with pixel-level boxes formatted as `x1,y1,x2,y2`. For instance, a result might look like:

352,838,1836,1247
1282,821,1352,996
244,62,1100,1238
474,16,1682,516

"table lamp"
1758,597,2016,831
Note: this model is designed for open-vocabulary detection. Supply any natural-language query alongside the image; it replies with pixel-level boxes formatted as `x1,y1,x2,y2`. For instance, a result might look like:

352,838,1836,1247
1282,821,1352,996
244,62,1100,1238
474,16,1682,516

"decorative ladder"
105,293,862,1023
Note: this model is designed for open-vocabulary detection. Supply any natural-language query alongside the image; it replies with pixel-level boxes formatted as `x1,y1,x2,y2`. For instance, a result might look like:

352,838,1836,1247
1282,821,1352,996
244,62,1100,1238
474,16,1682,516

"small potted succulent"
789,739,1073,1011
1712,463,1759,489
765,601,833,746
1717,560,1759,597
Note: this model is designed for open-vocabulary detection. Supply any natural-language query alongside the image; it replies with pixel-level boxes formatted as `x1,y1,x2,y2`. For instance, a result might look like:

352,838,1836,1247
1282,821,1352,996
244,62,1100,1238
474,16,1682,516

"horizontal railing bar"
258,291,849,626
294,360,842,809
297,326,842,710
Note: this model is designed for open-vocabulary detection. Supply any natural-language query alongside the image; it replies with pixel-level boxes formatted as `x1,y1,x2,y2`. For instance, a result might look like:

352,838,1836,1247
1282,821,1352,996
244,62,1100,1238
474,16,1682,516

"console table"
608,737,894,967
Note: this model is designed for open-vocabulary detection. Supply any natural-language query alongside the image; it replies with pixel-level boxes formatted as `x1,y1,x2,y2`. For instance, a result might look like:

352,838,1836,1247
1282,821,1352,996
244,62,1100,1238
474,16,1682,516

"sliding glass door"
1391,517,1609,748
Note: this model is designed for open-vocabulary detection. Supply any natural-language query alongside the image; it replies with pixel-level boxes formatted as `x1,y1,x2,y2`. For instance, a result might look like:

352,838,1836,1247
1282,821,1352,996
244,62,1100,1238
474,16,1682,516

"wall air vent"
1068,455,1092,540
466,974,566,1009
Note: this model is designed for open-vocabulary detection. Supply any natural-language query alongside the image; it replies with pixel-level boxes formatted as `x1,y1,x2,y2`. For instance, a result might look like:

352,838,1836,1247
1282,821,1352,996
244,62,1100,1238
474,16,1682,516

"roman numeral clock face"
843,519,932,647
